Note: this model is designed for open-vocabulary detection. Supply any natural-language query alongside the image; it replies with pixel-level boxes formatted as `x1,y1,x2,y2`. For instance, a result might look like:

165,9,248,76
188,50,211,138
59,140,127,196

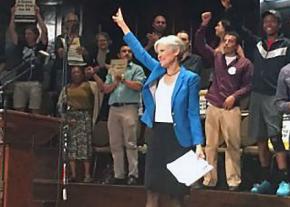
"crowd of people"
1,0,290,206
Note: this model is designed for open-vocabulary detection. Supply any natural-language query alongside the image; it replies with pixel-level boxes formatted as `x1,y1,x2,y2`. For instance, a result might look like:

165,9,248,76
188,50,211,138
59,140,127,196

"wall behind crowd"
0,0,260,65
81,0,260,58
0,0,260,114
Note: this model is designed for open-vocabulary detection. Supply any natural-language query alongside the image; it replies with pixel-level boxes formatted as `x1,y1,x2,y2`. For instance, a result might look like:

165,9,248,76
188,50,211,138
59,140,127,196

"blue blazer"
124,32,204,147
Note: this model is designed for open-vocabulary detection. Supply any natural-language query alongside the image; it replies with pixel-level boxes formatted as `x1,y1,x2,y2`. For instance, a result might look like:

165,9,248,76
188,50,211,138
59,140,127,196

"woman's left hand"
195,145,205,159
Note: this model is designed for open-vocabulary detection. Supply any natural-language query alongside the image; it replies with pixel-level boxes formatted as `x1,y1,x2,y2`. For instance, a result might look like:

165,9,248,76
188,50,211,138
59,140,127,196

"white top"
225,55,237,66
154,74,179,123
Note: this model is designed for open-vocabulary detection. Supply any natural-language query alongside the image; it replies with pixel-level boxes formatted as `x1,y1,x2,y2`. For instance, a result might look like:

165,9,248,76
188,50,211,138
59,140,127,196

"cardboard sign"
109,59,128,77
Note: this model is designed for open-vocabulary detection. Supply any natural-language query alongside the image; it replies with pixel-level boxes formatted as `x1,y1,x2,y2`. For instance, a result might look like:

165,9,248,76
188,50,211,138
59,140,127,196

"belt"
111,103,138,107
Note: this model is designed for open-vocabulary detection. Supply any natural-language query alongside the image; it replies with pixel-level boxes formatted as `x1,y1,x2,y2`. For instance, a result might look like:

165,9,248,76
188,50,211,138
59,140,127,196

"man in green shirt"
103,45,146,185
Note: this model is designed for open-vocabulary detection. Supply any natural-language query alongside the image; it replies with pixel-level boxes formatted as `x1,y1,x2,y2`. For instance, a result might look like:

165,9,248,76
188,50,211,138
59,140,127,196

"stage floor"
33,179,290,207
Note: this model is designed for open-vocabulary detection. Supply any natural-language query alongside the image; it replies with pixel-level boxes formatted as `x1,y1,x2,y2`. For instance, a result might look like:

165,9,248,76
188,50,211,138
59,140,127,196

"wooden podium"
1,110,61,207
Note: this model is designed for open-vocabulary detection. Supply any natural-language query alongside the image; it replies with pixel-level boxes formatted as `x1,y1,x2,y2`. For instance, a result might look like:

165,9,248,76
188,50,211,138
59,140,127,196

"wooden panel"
3,145,34,207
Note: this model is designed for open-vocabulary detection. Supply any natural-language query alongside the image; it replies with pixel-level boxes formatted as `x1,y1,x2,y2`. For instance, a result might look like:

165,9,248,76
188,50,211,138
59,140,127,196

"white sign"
15,0,36,23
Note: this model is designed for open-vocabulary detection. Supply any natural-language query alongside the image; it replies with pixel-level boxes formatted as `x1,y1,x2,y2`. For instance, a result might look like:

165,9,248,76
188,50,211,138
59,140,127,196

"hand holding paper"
166,150,213,186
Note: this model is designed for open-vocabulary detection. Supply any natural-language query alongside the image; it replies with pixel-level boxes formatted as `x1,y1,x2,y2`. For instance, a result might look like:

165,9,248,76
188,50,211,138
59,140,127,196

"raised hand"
201,12,212,26
112,8,130,34
220,0,232,10
112,8,124,28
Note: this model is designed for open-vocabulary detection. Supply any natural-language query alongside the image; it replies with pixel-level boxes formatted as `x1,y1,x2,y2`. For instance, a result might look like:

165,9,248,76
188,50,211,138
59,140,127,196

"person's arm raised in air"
112,8,159,71
194,12,215,66
220,0,259,46
8,6,18,45
35,5,48,45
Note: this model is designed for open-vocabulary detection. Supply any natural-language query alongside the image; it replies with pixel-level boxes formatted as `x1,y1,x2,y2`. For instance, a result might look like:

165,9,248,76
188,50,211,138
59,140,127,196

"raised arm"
221,0,259,46
112,8,159,71
35,5,48,45
8,6,18,45
194,12,215,66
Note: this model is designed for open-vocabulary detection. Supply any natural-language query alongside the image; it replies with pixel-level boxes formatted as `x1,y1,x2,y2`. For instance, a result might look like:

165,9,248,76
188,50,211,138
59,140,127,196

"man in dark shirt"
144,15,167,53
195,12,253,191
8,5,48,114
177,30,203,76
142,15,168,77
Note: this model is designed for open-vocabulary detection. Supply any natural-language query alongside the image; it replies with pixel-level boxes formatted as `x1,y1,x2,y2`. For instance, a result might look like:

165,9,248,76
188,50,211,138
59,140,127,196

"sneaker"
276,181,290,197
250,180,272,194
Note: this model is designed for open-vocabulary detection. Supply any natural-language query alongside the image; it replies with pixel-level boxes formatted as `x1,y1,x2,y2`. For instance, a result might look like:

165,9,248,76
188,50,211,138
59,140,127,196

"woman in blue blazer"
113,9,204,207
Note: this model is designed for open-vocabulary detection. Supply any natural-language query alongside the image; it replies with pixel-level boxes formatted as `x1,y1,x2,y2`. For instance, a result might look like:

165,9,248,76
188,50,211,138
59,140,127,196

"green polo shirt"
105,62,146,105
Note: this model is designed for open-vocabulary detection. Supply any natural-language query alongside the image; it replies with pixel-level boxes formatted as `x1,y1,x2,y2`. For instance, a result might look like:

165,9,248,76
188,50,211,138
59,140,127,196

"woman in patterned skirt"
58,65,103,182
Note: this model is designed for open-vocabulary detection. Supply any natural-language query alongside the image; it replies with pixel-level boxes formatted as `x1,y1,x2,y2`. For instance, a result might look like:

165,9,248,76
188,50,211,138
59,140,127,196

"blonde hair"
154,35,185,60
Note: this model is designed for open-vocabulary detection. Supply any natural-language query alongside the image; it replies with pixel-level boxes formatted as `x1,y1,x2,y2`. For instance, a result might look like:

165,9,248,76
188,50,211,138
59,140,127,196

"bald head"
152,15,167,33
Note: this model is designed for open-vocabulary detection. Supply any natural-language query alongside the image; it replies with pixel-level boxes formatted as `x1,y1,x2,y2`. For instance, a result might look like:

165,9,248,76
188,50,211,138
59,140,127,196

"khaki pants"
108,105,139,179
203,105,241,187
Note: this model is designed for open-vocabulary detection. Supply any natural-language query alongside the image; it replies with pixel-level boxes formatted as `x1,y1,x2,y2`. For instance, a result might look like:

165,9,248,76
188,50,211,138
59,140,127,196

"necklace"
166,70,180,76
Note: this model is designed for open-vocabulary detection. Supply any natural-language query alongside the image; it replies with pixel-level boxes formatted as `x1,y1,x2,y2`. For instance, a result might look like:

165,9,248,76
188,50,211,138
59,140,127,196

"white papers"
166,150,213,186
67,37,86,66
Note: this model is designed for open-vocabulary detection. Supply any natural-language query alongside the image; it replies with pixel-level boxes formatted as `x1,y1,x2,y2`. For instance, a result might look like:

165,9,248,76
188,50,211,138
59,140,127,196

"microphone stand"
56,33,70,204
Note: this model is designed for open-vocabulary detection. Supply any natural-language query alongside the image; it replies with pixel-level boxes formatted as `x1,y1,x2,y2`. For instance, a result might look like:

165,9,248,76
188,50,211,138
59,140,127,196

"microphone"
37,50,52,65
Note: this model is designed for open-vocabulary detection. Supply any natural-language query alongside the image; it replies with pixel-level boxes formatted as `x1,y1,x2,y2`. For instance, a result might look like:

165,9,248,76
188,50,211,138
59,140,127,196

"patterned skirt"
67,110,92,160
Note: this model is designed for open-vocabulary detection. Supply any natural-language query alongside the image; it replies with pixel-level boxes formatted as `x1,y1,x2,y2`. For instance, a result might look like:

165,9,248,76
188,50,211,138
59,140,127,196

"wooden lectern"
1,110,61,207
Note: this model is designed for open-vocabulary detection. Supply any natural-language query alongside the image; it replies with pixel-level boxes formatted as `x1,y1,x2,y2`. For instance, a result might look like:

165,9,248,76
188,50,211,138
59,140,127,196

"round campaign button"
228,67,236,75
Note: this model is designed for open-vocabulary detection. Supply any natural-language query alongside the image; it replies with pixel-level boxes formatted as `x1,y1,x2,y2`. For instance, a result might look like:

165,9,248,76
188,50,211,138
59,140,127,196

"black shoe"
228,185,240,192
110,177,126,185
202,184,216,190
127,175,138,185
68,177,76,183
